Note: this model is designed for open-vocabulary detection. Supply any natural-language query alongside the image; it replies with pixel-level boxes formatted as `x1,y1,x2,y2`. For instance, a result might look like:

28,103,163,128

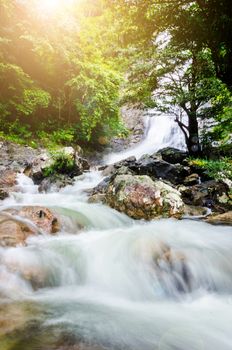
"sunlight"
36,0,74,16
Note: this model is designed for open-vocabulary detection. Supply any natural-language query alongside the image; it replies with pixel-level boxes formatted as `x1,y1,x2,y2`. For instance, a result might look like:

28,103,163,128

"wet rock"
183,173,200,186
27,151,53,182
38,174,75,193
158,147,188,165
87,176,111,203
180,180,231,211
134,238,191,294
184,205,208,217
0,170,18,199
100,156,136,177
0,206,61,247
0,141,39,173
102,155,190,185
76,156,90,172
105,175,184,220
130,155,190,185
88,193,106,204
205,211,232,226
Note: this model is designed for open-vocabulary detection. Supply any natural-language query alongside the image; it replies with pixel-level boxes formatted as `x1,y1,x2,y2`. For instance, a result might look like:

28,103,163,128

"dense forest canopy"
0,0,125,147
0,0,231,153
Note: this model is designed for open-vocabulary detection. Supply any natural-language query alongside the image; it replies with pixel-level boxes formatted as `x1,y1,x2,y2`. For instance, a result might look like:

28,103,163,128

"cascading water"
0,119,232,350
105,111,186,165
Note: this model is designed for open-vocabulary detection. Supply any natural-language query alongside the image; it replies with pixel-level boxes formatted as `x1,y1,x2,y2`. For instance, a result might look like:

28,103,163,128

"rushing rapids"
0,117,232,350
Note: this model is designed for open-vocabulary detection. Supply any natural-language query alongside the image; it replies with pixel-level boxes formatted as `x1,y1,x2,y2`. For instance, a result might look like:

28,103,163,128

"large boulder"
158,147,188,165
0,170,18,200
0,206,61,247
100,156,136,177
105,175,184,220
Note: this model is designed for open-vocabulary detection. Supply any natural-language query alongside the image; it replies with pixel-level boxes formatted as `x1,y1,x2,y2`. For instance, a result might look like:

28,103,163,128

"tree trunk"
187,112,201,156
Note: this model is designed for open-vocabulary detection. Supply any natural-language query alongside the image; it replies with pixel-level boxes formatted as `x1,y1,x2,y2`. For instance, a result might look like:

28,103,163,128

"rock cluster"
92,147,232,222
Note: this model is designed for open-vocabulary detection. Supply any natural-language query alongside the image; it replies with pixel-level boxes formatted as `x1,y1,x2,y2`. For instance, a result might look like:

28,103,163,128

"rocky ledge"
0,141,90,194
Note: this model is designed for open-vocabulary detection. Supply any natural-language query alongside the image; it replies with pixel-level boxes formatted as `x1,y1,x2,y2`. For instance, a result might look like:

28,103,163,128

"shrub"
43,151,76,177
188,158,232,181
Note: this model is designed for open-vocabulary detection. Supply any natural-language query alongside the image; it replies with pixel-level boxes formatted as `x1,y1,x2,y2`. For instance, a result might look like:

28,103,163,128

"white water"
105,113,186,164
0,121,232,350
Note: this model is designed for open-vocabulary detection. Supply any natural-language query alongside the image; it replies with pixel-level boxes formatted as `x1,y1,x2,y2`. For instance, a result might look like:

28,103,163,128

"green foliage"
67,62,122,141
43,151,76,177
0,62,50,119
16,89,51,116
37,128,75,149
188,158,232,181
0,0,125,147
0,119,36,146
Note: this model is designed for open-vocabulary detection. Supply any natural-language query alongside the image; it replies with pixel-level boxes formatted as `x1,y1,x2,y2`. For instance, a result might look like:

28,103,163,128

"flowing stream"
0,117,232,350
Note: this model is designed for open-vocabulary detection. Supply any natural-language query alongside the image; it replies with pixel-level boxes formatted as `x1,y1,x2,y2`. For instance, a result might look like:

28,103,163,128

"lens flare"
36,0,74,15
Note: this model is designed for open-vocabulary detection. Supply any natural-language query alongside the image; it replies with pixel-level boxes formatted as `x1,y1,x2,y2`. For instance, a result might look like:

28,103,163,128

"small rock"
205,211,232,226
0,206,61,247
184,205,208,217
184,173,200,186
158,147,188,164
0,170,18,199
38,174,74,193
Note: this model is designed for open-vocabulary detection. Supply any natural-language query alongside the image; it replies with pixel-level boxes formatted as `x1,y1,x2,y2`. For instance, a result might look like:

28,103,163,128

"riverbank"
0,125,232,350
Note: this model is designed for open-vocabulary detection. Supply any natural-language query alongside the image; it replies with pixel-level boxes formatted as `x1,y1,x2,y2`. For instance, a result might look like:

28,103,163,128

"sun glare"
37,0,74,16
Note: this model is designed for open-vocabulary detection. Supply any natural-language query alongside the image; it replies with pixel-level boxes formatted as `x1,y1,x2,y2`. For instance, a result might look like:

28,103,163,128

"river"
0,116,232,350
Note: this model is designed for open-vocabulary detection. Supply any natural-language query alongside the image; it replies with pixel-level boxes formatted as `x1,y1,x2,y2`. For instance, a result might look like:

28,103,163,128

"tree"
108,0,232,153
153,49,229,155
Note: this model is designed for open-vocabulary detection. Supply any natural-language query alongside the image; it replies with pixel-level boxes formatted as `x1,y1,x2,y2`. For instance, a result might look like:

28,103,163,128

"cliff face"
109,106,145,153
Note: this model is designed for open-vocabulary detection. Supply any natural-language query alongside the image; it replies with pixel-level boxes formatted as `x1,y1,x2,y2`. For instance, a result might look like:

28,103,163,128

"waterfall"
105,112,186,164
